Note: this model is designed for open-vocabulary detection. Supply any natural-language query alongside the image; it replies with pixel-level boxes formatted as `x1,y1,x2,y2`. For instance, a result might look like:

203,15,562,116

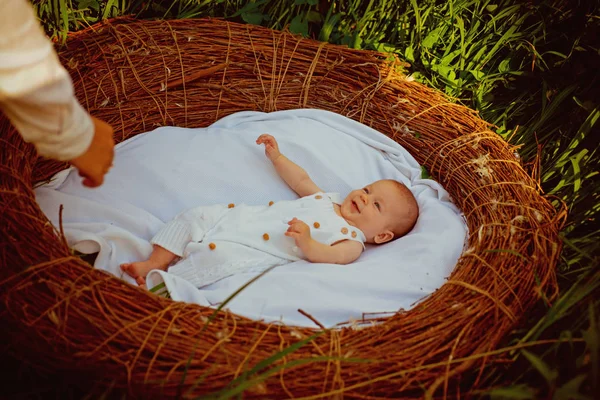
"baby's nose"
360,193,368,204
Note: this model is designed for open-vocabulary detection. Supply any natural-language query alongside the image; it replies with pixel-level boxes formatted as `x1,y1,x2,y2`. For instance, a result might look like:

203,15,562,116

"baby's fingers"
256,134,273,144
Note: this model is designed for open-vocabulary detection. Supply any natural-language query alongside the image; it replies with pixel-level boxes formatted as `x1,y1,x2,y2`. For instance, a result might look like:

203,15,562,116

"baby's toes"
121,263,139,278
136,276,146,286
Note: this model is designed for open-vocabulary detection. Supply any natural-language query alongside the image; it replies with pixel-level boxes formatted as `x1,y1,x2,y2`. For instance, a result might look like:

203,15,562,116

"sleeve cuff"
151,220,192,257
1,80,95,161
33,99,95,161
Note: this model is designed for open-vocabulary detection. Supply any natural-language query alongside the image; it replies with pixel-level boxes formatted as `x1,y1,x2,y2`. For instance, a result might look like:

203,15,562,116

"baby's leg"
121,244,176,282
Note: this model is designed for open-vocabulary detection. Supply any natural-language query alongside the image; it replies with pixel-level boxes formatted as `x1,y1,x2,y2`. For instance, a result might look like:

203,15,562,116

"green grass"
30,0,600,397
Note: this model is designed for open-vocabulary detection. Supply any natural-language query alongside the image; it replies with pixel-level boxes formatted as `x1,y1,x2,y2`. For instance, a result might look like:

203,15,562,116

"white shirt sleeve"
0,0,94,161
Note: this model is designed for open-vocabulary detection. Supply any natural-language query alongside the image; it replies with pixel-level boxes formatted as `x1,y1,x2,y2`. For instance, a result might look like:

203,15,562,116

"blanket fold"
35,109,466,328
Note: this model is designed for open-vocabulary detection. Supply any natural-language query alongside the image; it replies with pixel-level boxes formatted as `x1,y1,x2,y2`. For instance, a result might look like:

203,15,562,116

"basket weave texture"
0,18,565,398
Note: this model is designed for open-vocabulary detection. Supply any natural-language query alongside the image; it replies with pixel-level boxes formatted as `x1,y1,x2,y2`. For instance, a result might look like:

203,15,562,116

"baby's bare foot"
120,261,159,280
136,276,147,289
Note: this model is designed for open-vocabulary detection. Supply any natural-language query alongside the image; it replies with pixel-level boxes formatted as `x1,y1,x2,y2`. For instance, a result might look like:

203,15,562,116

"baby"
121,134,419,288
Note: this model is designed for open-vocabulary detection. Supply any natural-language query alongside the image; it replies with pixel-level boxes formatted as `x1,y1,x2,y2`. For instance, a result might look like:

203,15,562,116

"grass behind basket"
30,0,600,397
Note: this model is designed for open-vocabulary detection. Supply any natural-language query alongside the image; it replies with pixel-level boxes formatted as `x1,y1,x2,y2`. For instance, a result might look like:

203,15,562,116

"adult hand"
69,116,115,187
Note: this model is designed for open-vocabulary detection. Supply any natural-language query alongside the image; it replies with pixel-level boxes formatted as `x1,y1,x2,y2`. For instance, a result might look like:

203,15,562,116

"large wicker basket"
0,18,565,398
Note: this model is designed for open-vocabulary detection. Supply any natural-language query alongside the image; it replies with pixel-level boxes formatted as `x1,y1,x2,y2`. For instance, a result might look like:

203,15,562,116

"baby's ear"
374,230,394,244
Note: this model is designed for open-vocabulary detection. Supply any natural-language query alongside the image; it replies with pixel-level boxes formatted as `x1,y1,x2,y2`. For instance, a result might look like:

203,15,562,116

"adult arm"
0,0,114,186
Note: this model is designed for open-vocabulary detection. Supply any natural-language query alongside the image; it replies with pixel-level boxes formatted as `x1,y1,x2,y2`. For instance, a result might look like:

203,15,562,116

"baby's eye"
374,202,381,210
363,187,369,194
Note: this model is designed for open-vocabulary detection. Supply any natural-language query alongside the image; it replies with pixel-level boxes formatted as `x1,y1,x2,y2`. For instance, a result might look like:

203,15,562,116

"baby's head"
340,179,419,244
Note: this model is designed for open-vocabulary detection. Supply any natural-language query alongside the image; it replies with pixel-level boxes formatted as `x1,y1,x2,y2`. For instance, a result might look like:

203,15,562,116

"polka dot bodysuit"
151,192,366,288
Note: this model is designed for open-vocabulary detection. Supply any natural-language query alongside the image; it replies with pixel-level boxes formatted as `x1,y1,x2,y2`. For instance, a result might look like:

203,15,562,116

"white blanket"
35,109,466,328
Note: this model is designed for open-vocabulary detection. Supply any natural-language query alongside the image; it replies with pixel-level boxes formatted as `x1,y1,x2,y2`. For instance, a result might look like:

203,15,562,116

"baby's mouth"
352,200,360,213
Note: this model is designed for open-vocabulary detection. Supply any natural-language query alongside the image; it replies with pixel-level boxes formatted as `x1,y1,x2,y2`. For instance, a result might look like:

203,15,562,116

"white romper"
151,192,366,288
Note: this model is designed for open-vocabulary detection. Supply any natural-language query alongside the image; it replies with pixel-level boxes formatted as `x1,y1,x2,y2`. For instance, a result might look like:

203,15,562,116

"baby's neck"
333,203,357,228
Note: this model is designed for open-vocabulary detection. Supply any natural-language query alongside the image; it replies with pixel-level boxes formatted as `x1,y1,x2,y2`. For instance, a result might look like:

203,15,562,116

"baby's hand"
285,217,312,249
256,134,281,162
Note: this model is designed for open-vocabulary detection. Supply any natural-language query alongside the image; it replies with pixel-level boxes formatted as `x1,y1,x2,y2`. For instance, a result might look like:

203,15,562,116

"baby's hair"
385,179,419,239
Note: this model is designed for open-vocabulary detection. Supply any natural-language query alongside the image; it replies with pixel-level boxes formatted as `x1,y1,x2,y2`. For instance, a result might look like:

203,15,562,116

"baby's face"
340,180,407,243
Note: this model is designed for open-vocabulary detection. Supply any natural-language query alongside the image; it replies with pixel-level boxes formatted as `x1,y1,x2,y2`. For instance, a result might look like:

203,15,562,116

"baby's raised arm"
256,134,322,197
